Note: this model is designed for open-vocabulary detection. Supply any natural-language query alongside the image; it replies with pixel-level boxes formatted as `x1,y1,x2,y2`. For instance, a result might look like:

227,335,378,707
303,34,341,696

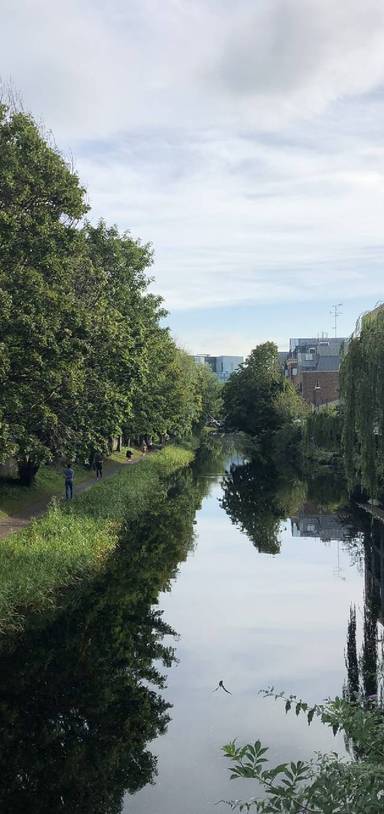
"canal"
0,445,381,813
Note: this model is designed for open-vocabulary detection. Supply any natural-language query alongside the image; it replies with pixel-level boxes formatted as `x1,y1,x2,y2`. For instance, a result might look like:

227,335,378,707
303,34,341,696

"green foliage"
340,307,384,496
0,464,203,813
305,405,343,452
0,446,192,633
221,460,306,554
0,104,89,477
222,690,384,813
195,363,223,427
223,343,307,457
0,459,92,520
0,105,214,482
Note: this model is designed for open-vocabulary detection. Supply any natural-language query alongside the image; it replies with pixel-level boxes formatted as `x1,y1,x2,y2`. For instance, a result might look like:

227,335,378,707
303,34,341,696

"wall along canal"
0,451,379,813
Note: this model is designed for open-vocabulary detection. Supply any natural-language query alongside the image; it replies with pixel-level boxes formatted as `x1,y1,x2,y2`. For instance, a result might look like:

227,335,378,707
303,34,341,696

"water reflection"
344,508,384,704
221,460,306,554
221,458,384,706
0,469,203,814
3,446,384,813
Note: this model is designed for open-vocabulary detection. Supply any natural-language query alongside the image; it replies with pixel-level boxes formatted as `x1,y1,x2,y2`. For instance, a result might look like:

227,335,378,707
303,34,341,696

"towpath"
0,457,143,541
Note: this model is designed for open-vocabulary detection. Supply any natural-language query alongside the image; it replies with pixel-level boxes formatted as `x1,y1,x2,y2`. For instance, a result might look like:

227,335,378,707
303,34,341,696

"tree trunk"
18,458,39,486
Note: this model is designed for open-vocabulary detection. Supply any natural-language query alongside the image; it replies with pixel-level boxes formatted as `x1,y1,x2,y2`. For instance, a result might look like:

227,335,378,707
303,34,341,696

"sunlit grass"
0,462,91,520
0,446,193,633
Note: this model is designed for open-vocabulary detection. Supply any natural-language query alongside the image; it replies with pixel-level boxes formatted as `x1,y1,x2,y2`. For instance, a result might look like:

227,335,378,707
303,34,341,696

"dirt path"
0,457,143,542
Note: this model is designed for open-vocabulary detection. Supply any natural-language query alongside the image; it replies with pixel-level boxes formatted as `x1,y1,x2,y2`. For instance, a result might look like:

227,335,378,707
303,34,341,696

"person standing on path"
94,452,103,479
64,463,74,500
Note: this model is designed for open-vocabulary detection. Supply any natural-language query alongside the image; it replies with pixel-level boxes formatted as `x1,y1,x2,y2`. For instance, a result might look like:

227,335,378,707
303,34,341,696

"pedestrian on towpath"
94,451,103,479
64,463,74,500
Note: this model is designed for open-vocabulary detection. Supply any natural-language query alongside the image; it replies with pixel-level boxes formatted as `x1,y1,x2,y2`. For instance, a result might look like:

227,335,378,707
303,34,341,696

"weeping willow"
305,405,342,450
341,306,384,496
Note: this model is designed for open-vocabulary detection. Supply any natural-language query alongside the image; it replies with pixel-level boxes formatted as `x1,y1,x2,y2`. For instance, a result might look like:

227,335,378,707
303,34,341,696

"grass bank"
0,448,143,521
0,446,193,634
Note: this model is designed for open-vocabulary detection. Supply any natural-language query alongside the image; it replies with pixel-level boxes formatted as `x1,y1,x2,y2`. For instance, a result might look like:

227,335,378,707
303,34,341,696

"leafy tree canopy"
0,104,215,482
223,343,306,446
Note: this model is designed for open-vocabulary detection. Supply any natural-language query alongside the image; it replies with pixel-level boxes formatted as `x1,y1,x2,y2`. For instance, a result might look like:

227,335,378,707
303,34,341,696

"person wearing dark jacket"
64,464,74,499
94,452,103,479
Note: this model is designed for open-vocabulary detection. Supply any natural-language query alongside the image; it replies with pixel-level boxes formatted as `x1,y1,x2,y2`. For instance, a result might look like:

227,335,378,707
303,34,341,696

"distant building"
283,336,346,408
192,354,209,366
191,354,243,382
291,512,349,542
278,351,289,371
214,355,243,382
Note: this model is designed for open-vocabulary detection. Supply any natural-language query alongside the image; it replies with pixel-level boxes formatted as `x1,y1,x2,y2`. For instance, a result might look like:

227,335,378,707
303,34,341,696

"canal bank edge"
0,446,193,635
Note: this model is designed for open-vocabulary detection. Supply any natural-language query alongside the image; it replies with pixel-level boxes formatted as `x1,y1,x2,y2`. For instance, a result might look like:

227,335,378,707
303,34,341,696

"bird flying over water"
213,680,232,694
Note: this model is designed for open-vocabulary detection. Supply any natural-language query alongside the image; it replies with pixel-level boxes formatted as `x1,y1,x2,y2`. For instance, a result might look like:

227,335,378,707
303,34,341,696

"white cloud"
77,123,384,310
2,0,384,331
4,0,384,138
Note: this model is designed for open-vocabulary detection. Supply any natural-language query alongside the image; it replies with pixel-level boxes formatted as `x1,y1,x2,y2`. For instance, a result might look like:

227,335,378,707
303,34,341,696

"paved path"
0,457,143,542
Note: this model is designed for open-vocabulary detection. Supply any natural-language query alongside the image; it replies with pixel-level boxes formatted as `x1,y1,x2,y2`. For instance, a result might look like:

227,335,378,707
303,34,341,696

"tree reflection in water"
344,507,384,707
221,460,306,554
0,468,204,814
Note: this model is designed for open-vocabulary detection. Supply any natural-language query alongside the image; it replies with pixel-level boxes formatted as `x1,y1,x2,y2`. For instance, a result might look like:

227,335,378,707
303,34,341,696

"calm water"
127,461,366,813
0,449,382,813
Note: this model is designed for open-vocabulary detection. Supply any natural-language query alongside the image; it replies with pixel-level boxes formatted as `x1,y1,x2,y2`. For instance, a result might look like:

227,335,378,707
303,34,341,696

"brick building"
300,369,340,407
283,337,345,408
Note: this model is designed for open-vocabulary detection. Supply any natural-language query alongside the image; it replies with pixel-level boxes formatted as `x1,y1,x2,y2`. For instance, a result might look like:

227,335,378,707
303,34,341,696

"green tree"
77,221,159,459
223,343,306,448
0,104,88,482
0,103,221,484
194,363,223,428
340,306,384,497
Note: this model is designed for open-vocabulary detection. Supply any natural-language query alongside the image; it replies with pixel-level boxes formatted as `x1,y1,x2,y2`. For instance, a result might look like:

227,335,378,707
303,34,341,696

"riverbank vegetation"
0,446,192,634
340,305,384,499
0,462,206,812
222,691,384,813
222,343,308,469
0,102,221,486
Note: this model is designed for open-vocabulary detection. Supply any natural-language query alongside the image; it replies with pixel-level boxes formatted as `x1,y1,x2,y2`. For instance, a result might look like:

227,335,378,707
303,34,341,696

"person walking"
94,451,103,479
64,463,74,500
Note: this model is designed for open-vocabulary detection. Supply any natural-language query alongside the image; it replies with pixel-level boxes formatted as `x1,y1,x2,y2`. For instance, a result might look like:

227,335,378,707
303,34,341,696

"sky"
2,0,384,355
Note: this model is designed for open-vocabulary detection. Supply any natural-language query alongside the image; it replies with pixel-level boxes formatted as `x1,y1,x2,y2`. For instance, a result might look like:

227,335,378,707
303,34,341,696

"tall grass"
0,446,193,634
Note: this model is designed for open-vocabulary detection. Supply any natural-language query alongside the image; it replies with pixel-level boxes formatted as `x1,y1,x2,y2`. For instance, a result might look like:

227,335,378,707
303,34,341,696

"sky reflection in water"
128,468,364,814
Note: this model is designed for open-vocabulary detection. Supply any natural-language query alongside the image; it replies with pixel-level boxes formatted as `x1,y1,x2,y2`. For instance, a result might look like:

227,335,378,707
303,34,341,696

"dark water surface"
0,448,382,813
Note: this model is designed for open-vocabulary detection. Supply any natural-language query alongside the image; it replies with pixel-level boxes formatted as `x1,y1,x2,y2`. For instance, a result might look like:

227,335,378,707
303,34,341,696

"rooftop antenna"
330,303,343,338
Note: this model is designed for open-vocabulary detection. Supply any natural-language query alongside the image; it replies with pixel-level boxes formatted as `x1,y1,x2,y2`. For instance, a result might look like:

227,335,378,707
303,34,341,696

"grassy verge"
0,448,144,521
0,463,91,521
0,446,193,634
